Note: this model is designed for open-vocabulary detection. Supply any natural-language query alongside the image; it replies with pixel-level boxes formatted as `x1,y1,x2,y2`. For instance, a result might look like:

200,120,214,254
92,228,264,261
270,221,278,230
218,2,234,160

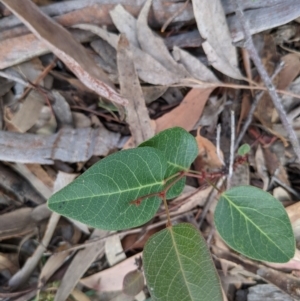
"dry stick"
227,110,235,189
216,124,224,165
182,78,300,100
234,61,284,150
197,177,226,228
231,0,300,162
19,58,57,101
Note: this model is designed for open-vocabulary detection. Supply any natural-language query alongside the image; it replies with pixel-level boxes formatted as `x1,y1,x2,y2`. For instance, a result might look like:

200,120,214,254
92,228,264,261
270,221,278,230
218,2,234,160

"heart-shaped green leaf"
143,223,222,301
48,147,167,230
139,127,198,198
215,186,295,263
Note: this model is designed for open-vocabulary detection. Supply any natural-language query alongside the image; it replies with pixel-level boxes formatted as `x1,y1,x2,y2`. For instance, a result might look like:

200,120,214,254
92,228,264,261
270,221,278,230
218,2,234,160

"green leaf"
237,143,251,156
143,223,222,301
140,127,198,198
215,186,295,263
48,147,167,230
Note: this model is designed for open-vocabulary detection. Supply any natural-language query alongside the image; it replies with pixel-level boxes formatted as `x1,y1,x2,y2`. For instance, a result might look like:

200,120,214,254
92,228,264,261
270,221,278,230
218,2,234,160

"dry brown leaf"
38,244,71,289
255,35,280,127
80,252,143,292
241,48,253,93
71,289,91,301
0,253,19,276
170,186,213,216
117,34,154,145
12,163,53,199
286,202,300,243
51,90,73,128
172,47,220,84
255,144,269,191
73,24,181,86
8,172,77,290
109,4,139,48
0,162,45,204
263,146,290,187
54,229,109,301
137,0,189,78
142,86,168,104
278,53,300,91
0,0,128,107
155,88,213,132
231,163,250,187
237,93,251,134
194,128,224,171
271,53,300,122
25,164,54,190
105,234,126,266
192,0,242,79
0,207,35,240
10,91,44,133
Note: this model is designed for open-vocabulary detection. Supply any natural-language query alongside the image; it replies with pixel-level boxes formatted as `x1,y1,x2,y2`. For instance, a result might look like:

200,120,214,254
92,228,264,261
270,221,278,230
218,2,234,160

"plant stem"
234,62,284,150
231,0,300,162
162,193,172,227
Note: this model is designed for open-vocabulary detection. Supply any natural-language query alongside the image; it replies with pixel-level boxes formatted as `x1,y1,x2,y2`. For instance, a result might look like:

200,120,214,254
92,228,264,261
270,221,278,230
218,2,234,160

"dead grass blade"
0,0,128,106
137,0,189,78
192,0,242,79
117,34,154,145
110,4,139,48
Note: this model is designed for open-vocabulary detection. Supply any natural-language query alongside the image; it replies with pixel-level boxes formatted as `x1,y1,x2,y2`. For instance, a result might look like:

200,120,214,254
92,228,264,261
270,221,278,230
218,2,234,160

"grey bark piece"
0,127,120,164
247,284,293,301
228,0,300,42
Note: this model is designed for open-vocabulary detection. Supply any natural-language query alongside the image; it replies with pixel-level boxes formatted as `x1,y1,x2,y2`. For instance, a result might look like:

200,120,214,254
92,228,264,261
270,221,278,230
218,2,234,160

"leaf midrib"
51,181,164,203
222,193,288,258
169,227,194,300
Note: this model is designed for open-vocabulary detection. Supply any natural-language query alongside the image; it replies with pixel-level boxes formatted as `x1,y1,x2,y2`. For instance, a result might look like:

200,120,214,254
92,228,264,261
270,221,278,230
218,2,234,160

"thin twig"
19,58,57,101
216,124,224,165
235,61,284,150
232,0,300,162
227,111,235,189
197,177,225,228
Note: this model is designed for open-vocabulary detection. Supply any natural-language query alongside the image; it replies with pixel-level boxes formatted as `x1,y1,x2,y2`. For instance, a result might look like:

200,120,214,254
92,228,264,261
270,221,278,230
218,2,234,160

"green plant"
48,127,295,301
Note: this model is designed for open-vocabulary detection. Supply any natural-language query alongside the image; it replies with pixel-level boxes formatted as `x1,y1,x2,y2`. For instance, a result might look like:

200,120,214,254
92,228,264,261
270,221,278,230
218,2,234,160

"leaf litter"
1,0,300,300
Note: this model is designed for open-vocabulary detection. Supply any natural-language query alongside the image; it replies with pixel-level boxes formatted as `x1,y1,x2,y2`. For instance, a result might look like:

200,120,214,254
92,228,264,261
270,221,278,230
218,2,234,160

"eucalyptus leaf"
48,147,167,230
215,186,295,263
143,223,222,301
139,127,198,198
